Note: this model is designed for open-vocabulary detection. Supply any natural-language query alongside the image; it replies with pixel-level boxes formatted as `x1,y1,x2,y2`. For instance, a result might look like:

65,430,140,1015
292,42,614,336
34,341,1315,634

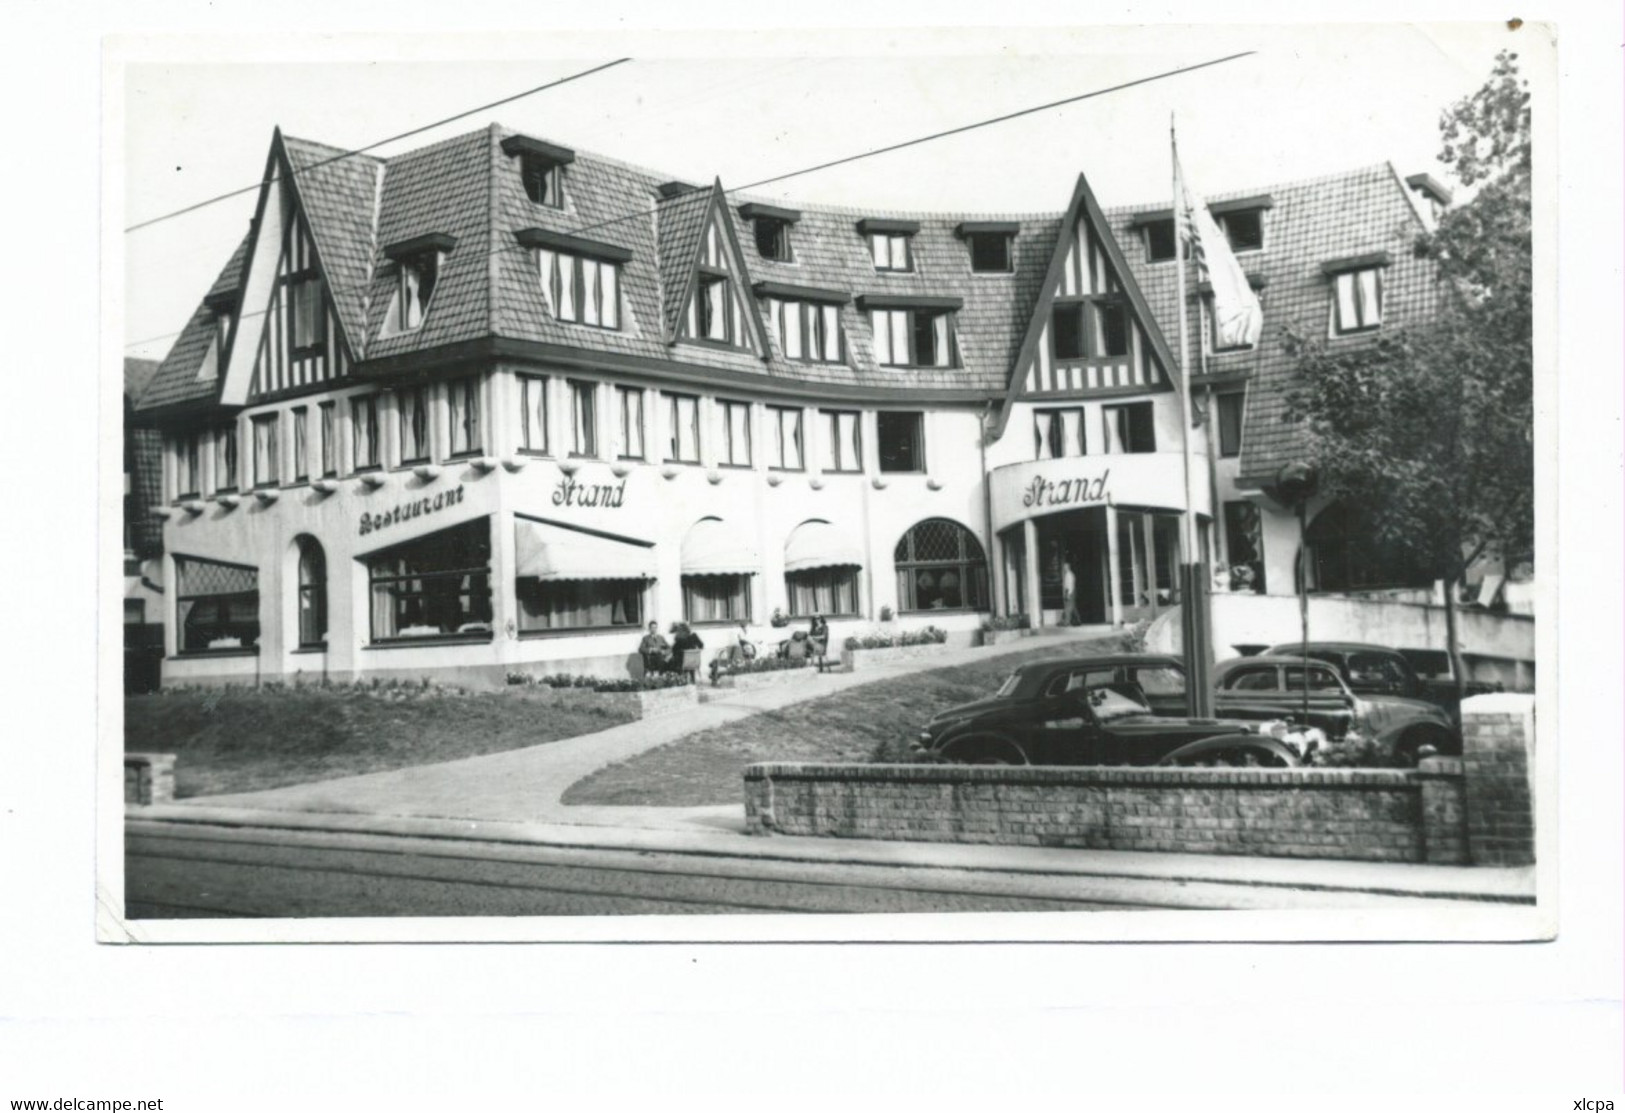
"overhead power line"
124,58,632,234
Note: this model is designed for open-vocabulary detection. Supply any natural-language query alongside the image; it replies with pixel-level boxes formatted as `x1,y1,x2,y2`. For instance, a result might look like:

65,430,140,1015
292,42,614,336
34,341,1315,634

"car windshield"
1088,684,1151,721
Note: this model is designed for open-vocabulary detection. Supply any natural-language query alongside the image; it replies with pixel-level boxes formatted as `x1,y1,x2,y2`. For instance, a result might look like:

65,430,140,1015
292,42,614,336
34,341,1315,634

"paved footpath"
189,629,1113,831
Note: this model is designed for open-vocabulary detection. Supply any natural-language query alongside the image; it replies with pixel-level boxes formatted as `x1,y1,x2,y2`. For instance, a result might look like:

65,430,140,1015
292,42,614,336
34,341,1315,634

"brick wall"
1460,694,1536,865
745,762,1471,864
124,753,176,806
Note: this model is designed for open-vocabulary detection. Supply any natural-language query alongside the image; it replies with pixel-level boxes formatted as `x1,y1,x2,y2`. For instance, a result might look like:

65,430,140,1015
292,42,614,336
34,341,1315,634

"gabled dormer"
664,182,768,354
220,130,364,405
994,173,1182,436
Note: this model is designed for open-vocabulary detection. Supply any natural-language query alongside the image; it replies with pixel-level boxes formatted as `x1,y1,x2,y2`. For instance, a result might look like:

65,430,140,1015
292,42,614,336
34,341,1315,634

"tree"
1282,51,1533,696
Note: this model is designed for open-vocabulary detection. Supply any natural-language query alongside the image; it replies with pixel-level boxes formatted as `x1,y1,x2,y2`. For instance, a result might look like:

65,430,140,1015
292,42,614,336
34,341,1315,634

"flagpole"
1172,116,1215,718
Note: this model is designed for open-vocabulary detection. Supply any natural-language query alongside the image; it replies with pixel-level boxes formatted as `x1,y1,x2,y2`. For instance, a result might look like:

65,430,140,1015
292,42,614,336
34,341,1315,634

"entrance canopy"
515,519,656,581
784,520,865,573
681,518,759,576
987,452,1208,533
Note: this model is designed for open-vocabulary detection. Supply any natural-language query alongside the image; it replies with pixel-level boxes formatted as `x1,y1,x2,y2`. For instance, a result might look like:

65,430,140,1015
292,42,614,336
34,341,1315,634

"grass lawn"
125,684,637,799
563,636,1129,807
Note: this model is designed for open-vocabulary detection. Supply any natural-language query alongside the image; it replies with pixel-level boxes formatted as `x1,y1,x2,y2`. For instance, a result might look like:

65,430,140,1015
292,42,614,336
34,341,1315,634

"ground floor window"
683,573,752,624
786,566,859,617
894,518,988,611
296,536,328,647
175,556,259,653
516,578,644,632
1222,500,1266,592
366,518,492,641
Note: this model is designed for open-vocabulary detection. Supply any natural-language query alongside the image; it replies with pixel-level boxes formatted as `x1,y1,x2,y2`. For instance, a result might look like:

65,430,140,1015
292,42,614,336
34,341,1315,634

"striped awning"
514,520,656,582
783,520,864,573
681,518,759,576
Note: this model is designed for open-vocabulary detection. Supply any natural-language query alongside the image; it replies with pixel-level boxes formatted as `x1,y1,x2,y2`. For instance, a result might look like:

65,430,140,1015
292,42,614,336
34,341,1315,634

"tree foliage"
1283,50,1533,585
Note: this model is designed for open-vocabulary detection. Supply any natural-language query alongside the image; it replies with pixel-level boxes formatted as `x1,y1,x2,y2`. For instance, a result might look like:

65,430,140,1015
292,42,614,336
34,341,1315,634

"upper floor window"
519,375,550,456
291,407,309,482
1034,408,1085,460
719,400,752,467
1333,268,1384,334
1216,392,1243,458
251,414,279,488
617,386,646,461
522,158,565,208
446,375,482,457
351,396,381,471
176,431,202,498
1052,298,1130,361
821,410,862,473
318,402,337,478
1143,219,1177,263
287,274,325,355
385,252,441,335
959,222,1017,274
666,393,700,464
870,307,958,369
689,269,741,346
766,298,843,363
536,249,620,330
569,380,597,458
859,218,919,273
877,411,924,473
1102,402,1156,455
769,405,804,471
1218,208,1265,253
399,385,431,464
214,422,239,492
741,203,800,262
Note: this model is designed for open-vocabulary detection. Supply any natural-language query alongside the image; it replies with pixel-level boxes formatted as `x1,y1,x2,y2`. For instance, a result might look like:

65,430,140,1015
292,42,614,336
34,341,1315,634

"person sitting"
783,630,810,662
671,623,705,682
638,621,671,675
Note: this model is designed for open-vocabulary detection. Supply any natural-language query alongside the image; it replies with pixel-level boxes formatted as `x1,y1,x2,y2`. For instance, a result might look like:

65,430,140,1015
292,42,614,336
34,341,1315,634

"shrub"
842,625,949,651
878,604,895,622
508,672,688,693
980,613,1030,632
1122,617,1153,653
715,655,811,679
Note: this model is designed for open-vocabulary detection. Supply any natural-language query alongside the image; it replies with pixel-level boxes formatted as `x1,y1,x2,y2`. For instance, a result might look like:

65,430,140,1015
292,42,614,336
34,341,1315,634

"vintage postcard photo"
103,23,1553,942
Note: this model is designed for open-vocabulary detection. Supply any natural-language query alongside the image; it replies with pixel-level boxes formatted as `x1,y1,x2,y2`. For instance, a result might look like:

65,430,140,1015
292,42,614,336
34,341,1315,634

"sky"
118,24,1530,361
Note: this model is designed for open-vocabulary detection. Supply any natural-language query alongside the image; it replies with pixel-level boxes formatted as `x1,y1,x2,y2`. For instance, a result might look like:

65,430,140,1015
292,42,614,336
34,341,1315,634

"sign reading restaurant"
358,485,466,536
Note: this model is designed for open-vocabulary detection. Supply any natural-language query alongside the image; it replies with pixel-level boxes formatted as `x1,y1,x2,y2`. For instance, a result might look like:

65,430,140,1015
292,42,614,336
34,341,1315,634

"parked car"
913,654,1302,768
1260,640,1499,723
1216,654,1459,765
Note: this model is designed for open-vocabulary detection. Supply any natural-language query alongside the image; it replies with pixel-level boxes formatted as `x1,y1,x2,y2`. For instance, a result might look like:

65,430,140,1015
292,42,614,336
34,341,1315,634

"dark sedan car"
1215,654,1459,764
1260,640,1499,724
914,654,1301,767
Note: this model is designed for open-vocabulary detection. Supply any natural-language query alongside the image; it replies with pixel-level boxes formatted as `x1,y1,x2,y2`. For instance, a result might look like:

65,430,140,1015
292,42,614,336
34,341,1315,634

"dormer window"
740,203,800,263
694,270,736,343
859,295,962,369
1322,253,1391,336
1142,219,1177,263
516,228,631,332
501,135,576,210
958,221,1017,274
858,218,919,273
1208,196,1272,254
754,281,848,364
382,233,456,336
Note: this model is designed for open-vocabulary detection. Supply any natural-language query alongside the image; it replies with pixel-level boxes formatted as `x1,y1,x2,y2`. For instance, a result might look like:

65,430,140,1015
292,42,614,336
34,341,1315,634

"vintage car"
1260,640,1498,724
1215,654,1460,764
913,654,1303,767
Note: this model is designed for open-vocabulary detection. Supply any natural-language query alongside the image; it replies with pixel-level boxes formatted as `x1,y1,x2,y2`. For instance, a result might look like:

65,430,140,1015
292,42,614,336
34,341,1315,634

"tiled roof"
134,125,1435,434
123,358,165,554
282,135,385,358
123,357,160,402
1106,164,1437,486
135,234,249,412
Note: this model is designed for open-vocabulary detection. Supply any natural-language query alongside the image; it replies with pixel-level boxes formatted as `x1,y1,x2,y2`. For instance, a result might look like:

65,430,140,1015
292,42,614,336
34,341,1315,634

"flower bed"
979,614,1033,646
838,626,951,671
504,672,699,718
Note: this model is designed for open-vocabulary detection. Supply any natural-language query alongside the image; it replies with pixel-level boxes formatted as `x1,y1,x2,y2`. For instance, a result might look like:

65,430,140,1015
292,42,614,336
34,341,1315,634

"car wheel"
1393,726,1456,768
946,736,1029,766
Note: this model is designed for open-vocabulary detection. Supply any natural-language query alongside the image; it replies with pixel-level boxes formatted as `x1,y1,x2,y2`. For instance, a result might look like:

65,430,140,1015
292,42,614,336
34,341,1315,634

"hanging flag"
1174,151,1263,350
